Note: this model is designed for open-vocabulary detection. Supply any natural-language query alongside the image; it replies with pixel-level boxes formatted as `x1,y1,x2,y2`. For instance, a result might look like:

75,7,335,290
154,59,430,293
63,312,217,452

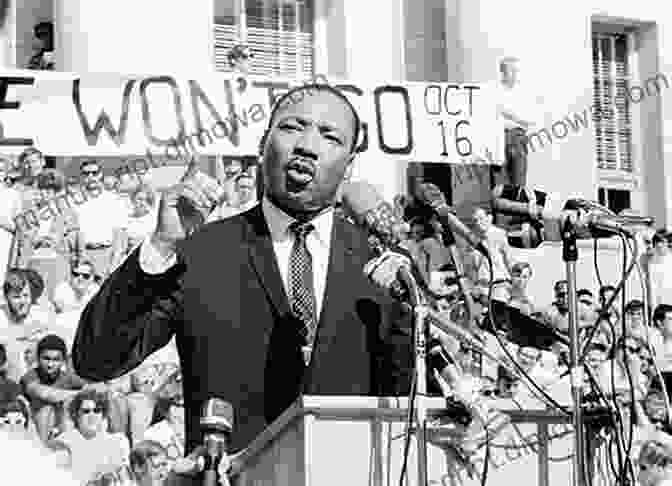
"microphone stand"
561,217,587,486
398,267,429,486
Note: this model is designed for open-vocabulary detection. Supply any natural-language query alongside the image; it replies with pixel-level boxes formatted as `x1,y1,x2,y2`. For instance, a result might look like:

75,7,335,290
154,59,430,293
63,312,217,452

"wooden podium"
228,395,575,486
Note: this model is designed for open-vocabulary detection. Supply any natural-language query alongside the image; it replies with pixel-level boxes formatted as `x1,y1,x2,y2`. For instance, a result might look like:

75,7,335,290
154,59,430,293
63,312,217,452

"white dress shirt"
140,196,334,320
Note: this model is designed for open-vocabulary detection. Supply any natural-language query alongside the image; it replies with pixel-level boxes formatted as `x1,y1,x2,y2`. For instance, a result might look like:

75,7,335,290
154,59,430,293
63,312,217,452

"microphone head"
200,398,234,435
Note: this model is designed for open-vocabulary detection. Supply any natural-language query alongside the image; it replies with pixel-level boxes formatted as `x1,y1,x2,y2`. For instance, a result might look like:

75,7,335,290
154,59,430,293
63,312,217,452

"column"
54,0,215,75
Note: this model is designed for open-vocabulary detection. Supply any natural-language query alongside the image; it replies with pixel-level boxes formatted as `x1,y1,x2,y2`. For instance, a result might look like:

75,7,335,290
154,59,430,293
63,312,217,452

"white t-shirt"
52,281,100,314
497,82,540,130
0,431,78,485
75,190,128,245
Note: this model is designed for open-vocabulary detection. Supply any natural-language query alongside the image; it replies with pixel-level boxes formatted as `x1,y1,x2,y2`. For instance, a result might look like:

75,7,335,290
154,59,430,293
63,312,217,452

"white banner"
0,69,504,164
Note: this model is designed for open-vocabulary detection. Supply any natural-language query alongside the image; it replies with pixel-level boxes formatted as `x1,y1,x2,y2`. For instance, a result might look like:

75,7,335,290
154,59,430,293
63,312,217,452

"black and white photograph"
0,1,670,485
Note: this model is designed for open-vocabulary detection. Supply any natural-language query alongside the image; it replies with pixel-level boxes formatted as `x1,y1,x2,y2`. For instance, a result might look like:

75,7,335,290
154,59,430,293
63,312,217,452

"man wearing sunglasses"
73,160,127,279
52,259,100,315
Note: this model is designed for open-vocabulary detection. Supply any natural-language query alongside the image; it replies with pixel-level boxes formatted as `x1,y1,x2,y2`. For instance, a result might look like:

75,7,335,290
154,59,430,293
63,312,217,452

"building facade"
2,0,668,303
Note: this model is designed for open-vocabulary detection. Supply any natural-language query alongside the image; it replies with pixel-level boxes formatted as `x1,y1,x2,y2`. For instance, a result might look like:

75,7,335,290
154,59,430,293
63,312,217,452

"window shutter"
592,32,633,172
214,0,314,79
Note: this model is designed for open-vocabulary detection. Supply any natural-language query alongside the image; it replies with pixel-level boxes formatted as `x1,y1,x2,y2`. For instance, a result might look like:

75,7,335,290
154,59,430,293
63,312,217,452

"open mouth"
286,159,315,185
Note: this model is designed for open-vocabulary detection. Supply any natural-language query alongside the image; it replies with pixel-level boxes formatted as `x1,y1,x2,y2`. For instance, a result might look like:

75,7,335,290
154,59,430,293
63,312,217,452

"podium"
229,395,576,486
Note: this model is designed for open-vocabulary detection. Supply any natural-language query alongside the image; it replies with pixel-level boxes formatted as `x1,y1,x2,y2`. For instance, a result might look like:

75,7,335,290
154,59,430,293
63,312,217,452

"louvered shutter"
214,0,314,79
592,32,633,172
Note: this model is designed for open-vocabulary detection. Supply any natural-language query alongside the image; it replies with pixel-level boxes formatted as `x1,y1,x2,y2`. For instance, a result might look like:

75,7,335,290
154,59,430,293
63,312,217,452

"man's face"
80,162,102,190
511,267,531,291
517,347,540,370
473,209,491,234
627,308,644,329
77,399,104,436
38,349,64,379
261,90,355,217
71,264,94,293
236,176,255,205
554,282,568,307
6,286,31,320
23,153,44,177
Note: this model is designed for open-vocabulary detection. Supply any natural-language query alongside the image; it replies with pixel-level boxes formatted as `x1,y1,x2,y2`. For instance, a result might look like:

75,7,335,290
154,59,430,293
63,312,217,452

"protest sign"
0,69,504,166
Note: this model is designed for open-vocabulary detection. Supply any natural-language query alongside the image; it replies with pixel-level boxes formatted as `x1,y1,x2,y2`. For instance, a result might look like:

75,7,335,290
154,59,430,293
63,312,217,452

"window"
597,187,631,214
592,31,633,172
214,0,314,78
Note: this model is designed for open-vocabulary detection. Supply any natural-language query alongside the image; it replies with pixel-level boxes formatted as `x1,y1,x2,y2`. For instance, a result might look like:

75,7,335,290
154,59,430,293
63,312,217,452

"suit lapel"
309,217,358,368
244,206,291,319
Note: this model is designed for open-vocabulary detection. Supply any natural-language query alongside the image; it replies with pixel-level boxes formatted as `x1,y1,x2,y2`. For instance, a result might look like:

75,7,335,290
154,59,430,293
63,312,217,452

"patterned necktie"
288,221,317,365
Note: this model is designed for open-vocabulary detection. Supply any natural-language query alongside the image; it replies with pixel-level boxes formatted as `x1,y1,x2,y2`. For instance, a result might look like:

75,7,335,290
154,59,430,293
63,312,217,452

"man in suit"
72,84,413,454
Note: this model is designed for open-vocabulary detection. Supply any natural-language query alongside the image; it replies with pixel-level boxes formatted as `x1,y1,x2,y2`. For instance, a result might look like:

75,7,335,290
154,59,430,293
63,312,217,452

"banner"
0,69,504,165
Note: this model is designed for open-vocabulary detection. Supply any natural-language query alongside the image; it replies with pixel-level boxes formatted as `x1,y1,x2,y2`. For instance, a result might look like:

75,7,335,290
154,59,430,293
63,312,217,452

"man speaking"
72,84,413,453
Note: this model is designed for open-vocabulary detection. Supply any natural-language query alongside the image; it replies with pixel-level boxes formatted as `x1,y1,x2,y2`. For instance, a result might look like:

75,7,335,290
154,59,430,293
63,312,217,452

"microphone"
199,398,233,486
416,183,488,255
491,184,654,247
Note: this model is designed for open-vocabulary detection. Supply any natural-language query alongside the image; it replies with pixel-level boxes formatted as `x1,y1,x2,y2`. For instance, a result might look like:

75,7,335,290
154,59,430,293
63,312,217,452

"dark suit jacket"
72,205,413,452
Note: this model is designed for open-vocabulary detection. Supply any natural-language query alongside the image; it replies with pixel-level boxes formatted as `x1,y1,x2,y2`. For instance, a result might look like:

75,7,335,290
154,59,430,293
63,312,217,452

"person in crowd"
494,56,539,187
647,229,672,311
26,21,55,70
637,436,672,486
18,147,46,189
625,299,656,345
227,44,254,75
74,160,128,279
0,157,23,283
0,268,54,381
52,258,100,315
127,440,172,486
508,261,534,315
143,395,186,463
208,172,257,222
73,83,413,454
415,215,452,294
50,389,131,483
214,159,243,204
652,304,672,400
598,284,621,335
0,343,21,405
116,184,158,263
15,169,80,300
541,280,571,334
577,289,599,336
465,206,513,304
602,335,650,403
21,334,87,442
103,174,119,193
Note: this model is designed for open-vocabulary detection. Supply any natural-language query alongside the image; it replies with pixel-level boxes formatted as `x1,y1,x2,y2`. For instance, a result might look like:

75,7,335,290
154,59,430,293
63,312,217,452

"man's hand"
363,250,413,299
151,156,225,257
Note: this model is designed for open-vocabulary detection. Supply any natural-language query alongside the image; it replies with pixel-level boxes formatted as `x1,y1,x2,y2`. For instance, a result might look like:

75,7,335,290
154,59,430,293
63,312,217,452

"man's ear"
343,155,356,182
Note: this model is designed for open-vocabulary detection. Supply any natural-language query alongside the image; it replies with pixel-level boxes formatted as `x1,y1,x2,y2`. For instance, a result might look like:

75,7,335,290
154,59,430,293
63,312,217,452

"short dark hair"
599,285,616,299
68,389,110,424
79,159,100,172
20,268,45,303
554,280,568,291
0,343,6,366
263,83,362,154
36,169,65,192
625,299,644,314
36,334,67,359
653,304,672,325
653,229,669,245
234,172,255,185
577,289,593,299
18,147,43,167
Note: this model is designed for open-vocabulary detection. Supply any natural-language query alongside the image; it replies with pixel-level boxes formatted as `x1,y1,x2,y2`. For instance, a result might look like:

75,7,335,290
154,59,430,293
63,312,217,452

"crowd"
1,143,672,484
0,148,257,485
391,189,672,485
